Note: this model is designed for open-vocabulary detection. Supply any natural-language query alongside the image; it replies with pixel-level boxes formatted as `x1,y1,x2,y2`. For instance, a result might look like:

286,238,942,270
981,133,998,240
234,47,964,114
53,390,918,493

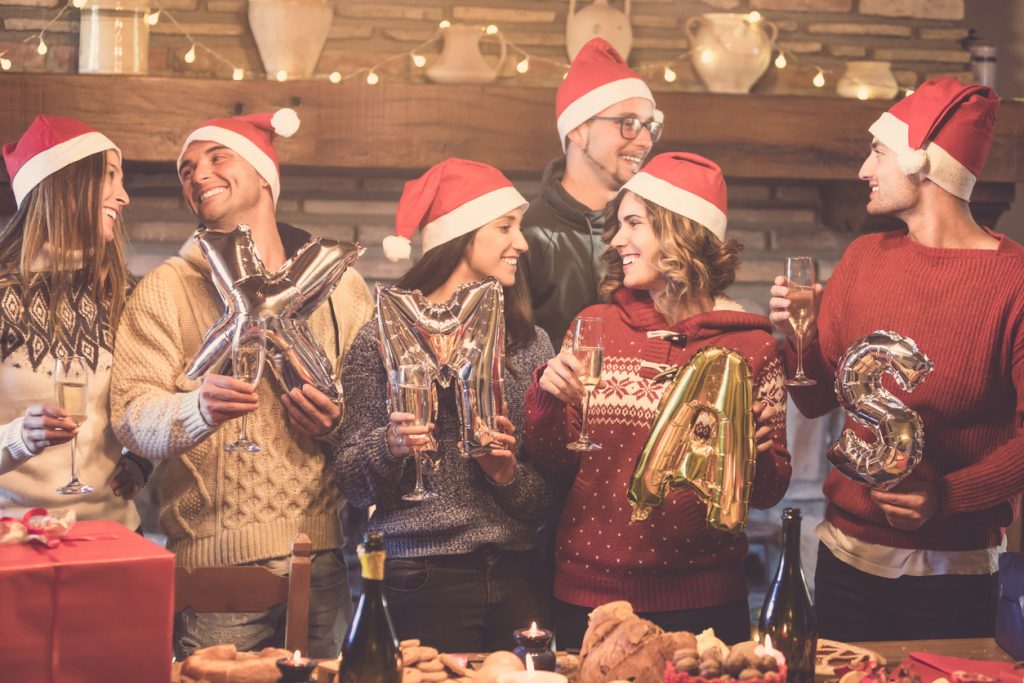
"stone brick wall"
1,0,970,93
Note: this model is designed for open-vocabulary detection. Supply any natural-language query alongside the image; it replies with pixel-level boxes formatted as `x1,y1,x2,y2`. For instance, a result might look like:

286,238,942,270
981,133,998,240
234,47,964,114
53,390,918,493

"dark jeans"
384,548,550,653
553,597,752,650
815,542,997,641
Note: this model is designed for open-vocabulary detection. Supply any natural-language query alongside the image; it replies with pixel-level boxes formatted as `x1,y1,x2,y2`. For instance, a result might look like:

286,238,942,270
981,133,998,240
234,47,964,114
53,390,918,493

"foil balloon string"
827,329,933,491
627,346,756,534
376,278,506,458
185,225,363,404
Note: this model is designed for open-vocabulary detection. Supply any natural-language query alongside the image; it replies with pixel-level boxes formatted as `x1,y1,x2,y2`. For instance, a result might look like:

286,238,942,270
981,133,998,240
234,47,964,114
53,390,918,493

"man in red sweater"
770,77,1024,640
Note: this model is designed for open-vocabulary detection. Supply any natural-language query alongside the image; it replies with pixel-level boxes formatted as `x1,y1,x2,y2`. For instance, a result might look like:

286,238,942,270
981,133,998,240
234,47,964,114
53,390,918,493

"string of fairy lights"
0,3,909,96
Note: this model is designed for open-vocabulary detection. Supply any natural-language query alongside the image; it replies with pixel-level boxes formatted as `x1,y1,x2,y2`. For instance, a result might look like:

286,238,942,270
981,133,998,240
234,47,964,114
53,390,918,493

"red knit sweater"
523,288,791,612
788,230,1024,552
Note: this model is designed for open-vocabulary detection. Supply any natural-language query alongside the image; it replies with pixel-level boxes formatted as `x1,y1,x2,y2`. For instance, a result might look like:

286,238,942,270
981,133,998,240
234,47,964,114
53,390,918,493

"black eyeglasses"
587,116,664,143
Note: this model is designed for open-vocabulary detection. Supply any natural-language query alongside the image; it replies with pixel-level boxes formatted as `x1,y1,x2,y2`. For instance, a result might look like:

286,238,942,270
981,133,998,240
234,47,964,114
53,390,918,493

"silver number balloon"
185,225,363,405
828,330,934,490
376,278,506,458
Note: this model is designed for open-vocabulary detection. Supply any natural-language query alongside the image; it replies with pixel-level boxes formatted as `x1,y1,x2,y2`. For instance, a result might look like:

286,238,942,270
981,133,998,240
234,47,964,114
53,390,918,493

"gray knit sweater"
334,319,555,558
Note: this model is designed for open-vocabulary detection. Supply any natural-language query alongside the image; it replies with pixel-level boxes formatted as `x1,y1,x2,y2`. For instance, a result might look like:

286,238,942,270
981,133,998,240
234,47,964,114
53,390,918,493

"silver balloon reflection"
376,278,506,458
828,330,934,490
185,225,363,404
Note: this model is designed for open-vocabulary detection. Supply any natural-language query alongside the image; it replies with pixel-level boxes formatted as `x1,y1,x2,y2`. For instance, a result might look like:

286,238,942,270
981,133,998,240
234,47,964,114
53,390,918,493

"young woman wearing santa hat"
0,116,144,525
334,158,555,652
524,152,792,647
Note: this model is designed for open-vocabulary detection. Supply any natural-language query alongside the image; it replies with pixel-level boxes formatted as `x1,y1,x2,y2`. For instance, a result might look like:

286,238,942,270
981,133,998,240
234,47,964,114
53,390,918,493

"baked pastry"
178,643,291,683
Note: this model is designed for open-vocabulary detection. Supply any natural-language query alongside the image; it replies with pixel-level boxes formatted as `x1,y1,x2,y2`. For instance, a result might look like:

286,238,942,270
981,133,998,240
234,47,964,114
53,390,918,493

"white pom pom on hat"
383,235,412,263
898,147,929,175
271,107,300,138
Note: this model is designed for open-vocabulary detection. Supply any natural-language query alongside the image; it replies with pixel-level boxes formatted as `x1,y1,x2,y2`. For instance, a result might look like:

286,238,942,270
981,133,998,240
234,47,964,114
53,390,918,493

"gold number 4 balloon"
828,330,933,490
628,346,756,533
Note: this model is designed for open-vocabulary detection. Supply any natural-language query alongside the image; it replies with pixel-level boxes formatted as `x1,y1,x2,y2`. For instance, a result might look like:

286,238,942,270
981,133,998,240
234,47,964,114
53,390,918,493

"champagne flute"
567,317,604,452
226,315,267,452
55,356,91,495
396,364,438,502
786,256,817,387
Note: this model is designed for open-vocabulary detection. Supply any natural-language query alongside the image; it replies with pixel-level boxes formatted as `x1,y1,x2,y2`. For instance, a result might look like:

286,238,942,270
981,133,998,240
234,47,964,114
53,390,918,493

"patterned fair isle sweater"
523,287,791,613
111,224,374,570
334,319,555,559
786,229,1024,552
0,268,138,529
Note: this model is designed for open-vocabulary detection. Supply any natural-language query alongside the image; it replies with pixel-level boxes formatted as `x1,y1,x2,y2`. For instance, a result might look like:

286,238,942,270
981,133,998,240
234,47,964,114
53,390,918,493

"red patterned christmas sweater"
523,287,791,612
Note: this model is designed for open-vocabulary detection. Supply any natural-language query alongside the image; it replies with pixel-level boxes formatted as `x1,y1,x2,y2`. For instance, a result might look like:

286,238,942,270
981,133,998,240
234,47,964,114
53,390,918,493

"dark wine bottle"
758,507,818,683
339,532,403,683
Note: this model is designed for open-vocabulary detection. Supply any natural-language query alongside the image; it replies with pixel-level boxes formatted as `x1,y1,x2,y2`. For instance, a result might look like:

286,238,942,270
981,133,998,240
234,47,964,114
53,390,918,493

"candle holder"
512,626,556,672
275,655,316,683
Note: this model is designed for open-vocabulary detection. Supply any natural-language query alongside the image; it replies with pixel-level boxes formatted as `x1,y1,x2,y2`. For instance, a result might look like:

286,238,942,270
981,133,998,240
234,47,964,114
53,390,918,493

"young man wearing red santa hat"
110,109,374,657
520,38,663,349
770,78,1024,640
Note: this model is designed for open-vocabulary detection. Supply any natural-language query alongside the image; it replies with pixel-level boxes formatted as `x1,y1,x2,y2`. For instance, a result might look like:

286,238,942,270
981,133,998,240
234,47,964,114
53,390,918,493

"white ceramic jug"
566,0,633,61
685,12,778,94
248,0,333,79
426,24,508,85
836,61,899,100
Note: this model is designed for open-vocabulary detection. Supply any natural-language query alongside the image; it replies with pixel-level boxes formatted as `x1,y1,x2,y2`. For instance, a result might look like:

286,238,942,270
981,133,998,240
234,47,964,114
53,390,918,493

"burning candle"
512,621,555,671
755,635,787,668
275,649,316,682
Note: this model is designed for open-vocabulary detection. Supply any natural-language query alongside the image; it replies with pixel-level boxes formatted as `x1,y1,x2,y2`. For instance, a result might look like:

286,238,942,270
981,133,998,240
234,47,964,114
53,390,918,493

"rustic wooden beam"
3,73,1023,182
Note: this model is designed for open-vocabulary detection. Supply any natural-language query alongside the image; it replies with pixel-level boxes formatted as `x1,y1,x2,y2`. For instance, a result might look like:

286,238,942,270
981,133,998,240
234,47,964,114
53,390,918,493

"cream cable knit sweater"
110,225,373,569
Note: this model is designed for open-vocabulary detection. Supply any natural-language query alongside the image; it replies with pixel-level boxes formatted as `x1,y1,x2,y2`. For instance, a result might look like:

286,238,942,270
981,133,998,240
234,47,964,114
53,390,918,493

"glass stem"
70,435,79,482
413,453,425,493
795,332,805,377
239,414,249,443
579,387,593,444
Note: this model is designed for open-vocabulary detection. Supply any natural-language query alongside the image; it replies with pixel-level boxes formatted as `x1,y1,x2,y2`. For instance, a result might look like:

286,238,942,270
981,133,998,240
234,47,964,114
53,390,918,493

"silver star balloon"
185,225,363,404
376,278,506,458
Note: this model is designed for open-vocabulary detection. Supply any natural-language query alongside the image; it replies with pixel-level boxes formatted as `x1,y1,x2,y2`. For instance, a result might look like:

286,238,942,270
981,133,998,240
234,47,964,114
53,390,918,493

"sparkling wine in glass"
226,316,267,452
396,364,438,502
568,317,604,452
55,356,92,495
786,256,817,387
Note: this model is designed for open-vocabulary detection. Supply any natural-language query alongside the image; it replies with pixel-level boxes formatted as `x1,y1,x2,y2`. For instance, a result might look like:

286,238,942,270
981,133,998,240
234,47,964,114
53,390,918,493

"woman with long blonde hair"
0,115,144,527
524,152,792,647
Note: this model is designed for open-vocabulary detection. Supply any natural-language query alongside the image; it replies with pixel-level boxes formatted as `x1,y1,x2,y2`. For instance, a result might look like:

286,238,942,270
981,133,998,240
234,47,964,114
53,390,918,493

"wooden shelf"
3,73,1024,182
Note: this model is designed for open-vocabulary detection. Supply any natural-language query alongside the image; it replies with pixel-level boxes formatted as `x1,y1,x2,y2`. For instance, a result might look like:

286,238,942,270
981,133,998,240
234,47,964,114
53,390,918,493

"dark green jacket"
520,158,611,348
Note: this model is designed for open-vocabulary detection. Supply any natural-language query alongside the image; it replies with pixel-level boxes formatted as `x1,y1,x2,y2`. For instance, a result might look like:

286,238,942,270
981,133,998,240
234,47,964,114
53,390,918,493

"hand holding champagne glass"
568,317,604,451
784,256,817,386
395,364,438,502
226,315,267,452
55,356,91,495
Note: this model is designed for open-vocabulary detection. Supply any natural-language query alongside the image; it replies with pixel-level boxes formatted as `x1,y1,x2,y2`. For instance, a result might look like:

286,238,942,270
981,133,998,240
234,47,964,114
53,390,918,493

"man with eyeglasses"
520,38,661,348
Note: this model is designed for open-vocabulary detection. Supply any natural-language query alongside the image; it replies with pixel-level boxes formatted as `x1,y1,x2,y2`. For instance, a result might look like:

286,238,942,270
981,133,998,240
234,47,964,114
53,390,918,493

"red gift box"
0,520,174,683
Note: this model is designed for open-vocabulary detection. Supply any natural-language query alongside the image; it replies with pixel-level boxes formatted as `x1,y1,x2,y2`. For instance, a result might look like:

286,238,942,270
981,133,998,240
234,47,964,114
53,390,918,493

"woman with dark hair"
335,158,554,652
0,116,144,525
523,152,792,647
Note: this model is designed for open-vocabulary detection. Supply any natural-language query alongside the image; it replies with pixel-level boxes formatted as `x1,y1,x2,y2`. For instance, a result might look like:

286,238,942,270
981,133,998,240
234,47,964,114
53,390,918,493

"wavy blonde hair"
599,190,742,314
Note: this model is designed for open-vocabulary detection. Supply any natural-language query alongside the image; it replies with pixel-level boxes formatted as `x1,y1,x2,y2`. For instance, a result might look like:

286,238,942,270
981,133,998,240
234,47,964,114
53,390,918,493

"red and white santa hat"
3,115,120,208
869,77,999,201
556,38,656,152
177,107,300,205
383,158,527,262
621,152,728,240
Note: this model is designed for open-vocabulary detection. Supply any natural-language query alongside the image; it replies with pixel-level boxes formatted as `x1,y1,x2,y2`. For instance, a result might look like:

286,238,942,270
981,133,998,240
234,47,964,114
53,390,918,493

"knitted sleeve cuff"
2,416,36,463
182,388,219,444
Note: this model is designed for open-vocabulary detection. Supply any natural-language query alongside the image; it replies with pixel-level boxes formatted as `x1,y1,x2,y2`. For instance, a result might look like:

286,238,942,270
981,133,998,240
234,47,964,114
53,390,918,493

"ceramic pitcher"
248,0,333,79
426,24,508,85
566,0,633,61
686,12,778,94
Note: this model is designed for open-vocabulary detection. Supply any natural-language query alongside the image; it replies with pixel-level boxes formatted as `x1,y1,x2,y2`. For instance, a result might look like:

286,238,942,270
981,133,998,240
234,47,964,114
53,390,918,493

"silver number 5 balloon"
828,330,934,490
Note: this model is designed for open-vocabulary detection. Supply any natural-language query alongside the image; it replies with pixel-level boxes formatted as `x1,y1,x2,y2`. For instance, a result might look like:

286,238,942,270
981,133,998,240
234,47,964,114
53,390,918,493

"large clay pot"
685,12,778,94
78,0,149,74
836,61,900,100
248,0,332,79
425,24,507,85
566,0,633,62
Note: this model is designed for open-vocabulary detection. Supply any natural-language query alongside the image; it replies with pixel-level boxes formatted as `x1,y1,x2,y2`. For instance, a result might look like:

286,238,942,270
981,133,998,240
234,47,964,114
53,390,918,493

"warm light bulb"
438,20,451,29
485,24,498,35
812,70,825,88
329,71,342,83
516,57,529,74
72,0,88,8
183,44,196,63
144,10,160,25
232,67,244,80
856,85,870,100
411,53,426,68
699,48,715,65
905,87,915,96
746,11,762,22
663,65,677,83
0,57,10,71
562,71,568,80
36,38,48,55
275,69,287,81
366,71,379,85
774,52,787,69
